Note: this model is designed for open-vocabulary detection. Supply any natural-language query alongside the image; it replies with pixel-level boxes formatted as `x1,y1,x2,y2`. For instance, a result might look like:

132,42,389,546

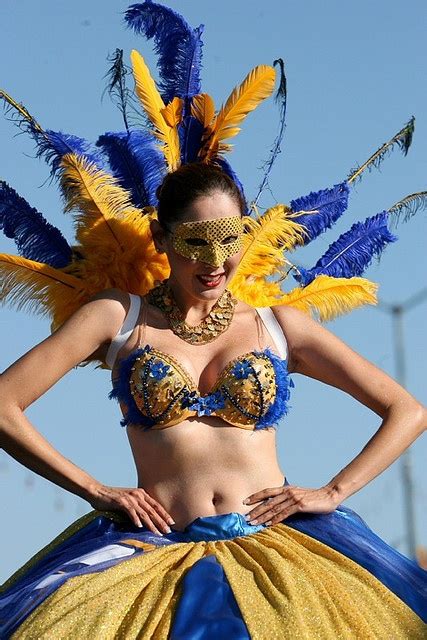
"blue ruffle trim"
108,346,156,429
254,347,294,430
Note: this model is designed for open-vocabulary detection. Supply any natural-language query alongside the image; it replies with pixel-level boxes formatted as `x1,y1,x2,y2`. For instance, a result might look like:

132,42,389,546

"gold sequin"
12,524,426,639
171,215,243,267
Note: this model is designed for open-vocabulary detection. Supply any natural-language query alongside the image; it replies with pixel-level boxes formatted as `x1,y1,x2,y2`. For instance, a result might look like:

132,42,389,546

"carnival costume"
1,1,426,637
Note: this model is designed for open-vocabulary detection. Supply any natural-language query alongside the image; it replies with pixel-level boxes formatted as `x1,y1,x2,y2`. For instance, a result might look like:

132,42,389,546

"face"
152,190,243,302
171,216,243,267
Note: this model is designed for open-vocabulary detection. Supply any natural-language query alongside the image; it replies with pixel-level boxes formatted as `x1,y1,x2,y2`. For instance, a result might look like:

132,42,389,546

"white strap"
105,293,141,369
255,307,288,360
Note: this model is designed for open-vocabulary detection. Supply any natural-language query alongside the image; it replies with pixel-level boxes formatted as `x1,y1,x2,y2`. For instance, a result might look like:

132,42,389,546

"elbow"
414,404,427,435
399,400,427,438
385,397,427,438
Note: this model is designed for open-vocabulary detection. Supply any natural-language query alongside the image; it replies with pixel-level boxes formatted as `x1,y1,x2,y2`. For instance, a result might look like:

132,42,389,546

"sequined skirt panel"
1,505,426,639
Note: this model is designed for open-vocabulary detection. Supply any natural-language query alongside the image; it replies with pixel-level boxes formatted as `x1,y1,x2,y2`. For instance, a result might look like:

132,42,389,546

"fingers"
107,488,175,536
143,492,176,526
245,493,286,521
139,503,172,535
131,490,175,534
246,494,294,525
244,485,337,526
243,485,284,505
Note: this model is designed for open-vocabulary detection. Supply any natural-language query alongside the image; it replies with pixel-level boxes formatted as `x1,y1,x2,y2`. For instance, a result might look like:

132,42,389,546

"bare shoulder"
88,288,131,334
0,289,134,408
53,288,132,349
269,304,324,373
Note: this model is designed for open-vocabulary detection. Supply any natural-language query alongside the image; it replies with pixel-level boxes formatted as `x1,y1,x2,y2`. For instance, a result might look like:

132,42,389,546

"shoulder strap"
255,307,288,360
105,293,141,369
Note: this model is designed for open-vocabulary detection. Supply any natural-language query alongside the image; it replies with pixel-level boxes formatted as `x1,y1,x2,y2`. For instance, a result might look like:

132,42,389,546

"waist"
140,471,287,531
166,477,290,540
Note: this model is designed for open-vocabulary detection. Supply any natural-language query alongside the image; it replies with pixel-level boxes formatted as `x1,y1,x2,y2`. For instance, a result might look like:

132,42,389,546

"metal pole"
391,306,418,559
376,287,427,559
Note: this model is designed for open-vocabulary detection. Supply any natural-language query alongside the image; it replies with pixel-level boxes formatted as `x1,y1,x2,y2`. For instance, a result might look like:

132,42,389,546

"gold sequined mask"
171,216,243,267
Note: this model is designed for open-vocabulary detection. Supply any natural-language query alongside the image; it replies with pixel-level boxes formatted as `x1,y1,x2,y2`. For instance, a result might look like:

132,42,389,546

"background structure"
1,0,426,582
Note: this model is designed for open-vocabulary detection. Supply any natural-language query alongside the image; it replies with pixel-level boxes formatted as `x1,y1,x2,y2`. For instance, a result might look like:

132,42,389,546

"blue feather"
97,130,166,208
0,181,72,267
253,58,287,208
255,348,294,430
37,130,103,177
125,1,204,103
109,346,157,430
0,92,102,177
178,114,204,164
214,158,250,215
290,182,350,243
294,212,398,285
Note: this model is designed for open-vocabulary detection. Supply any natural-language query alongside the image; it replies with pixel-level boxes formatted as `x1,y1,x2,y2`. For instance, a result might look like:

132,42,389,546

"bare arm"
275,305,426,500
244,305,426,524
0,293,126,498
0,291,174,534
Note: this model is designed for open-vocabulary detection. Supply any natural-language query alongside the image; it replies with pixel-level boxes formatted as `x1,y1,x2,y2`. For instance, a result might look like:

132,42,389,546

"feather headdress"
0,0,423,358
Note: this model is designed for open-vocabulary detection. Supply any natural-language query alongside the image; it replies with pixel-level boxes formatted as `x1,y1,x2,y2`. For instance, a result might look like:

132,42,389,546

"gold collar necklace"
147,280,237,345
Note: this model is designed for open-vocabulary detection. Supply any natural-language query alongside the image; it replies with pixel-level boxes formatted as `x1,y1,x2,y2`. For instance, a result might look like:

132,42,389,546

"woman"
1,162,426,638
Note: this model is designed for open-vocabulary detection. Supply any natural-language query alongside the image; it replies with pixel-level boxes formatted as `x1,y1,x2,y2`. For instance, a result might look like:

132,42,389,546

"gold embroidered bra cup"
109,344,295,430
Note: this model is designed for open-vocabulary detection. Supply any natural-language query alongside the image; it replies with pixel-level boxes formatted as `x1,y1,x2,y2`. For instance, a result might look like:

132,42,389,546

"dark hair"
156,162,246,229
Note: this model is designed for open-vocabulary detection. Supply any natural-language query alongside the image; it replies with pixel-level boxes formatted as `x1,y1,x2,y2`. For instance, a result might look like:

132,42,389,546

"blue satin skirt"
1,490,426,638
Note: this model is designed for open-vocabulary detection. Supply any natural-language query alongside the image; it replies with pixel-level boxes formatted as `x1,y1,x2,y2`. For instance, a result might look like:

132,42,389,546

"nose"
202,243,224,267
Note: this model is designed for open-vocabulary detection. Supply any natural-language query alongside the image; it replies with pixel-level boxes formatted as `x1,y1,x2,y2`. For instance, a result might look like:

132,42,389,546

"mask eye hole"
221,235,238,245
185,238,208,246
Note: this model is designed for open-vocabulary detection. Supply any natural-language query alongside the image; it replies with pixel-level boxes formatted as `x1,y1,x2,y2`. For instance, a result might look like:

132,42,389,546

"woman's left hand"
243,484,341,526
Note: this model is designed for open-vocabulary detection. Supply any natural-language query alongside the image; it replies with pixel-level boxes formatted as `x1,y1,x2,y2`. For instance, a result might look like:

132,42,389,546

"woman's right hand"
89,485,176,535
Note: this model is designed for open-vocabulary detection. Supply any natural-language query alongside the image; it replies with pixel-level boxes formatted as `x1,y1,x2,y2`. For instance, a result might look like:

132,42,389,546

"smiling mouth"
196,273,225,287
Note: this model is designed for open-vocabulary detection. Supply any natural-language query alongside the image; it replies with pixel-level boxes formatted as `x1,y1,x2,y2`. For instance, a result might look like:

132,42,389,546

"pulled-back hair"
156,163,246,229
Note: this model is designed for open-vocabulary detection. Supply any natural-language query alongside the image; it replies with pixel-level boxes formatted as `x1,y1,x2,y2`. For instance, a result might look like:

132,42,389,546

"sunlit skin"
0,189,425,537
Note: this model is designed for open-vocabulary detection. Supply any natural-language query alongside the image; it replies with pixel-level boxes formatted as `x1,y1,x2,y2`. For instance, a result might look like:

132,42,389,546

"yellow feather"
232,205,308,282
281,276,378,321
59,156,171,300
56,157,170,322
230,277,284,307
130,50,165,129
218,142,233,154
60,154,143,250
0,136,162,339
201,65,276,162
161,96,183,127
130,50,180,170
229,205,308,307
231,274,377,320
0,253,85,327
67,209,170,305
191,93,216,128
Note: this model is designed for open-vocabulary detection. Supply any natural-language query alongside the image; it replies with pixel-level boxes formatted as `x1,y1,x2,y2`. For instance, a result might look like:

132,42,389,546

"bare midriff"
127,416,286,531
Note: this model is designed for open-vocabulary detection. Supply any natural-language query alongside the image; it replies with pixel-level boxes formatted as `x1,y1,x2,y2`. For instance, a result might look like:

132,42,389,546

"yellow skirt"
1,507,426,639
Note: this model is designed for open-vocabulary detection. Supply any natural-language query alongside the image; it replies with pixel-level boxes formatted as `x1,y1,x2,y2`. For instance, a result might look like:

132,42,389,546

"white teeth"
199,274,222,282
198,274,223,286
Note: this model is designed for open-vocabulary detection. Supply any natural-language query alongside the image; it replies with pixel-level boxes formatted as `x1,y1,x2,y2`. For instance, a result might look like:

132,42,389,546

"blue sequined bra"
108,295,295,431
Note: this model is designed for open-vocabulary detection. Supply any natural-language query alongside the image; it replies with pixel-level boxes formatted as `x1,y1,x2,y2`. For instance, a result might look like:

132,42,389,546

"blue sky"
0,0,426,581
